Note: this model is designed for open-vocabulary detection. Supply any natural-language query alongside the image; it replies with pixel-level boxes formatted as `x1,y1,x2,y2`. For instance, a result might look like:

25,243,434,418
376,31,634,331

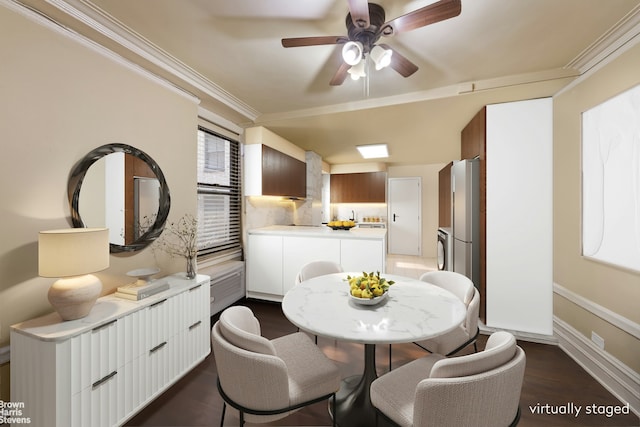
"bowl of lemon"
346,272,395,305
327,220,356,230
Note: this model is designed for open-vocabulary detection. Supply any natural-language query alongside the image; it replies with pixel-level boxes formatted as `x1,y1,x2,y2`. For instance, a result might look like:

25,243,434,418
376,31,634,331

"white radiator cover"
200,260,245,316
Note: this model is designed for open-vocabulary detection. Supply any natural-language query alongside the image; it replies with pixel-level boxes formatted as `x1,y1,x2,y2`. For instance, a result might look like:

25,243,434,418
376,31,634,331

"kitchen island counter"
246,225,387,300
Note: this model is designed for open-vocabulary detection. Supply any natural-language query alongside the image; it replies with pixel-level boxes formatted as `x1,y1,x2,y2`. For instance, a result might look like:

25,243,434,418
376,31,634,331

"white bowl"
349,290,388,305
126,267,160,282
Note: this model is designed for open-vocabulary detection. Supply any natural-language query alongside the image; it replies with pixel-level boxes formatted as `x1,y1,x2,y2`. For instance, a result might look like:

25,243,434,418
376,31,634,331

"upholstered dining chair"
415,270,480,355
371,331,526,427
295,260,343,284
294,260,343,343
211,306,341,426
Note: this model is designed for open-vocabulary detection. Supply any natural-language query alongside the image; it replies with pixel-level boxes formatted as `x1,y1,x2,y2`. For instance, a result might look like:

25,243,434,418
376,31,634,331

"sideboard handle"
92,370,117,389
149,341,167,354
150,299,167,308
189,320,202,330
92,319,117,332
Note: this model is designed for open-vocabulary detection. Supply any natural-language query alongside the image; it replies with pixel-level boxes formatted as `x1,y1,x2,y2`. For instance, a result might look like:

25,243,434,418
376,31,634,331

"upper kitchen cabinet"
461,106,486,160
244,144,306,198
438,162,453,228
330,172,386,203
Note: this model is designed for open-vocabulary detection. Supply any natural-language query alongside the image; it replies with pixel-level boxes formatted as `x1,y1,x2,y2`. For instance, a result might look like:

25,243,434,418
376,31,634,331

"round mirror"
68,144,171,253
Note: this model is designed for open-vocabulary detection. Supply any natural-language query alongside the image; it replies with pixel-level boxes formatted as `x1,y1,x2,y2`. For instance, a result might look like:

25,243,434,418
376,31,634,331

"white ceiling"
21,0,640,165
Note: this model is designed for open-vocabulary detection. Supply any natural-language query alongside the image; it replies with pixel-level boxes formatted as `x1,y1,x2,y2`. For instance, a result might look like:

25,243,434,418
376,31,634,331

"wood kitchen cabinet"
244,144,306,198
461,106,486,160
438,162,453,228
330,171,386,203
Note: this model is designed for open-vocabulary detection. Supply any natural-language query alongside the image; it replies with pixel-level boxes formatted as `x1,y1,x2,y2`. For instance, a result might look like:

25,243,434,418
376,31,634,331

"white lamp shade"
370,45,393,70
39,228,110,277
342,41,364,66
348,60,367,80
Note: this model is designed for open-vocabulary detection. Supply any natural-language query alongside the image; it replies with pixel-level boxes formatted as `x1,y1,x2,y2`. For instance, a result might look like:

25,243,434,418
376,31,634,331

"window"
197,127,241,257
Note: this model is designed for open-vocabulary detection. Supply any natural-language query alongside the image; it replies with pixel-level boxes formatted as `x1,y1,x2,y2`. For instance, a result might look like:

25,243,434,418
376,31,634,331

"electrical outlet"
591,331,605,350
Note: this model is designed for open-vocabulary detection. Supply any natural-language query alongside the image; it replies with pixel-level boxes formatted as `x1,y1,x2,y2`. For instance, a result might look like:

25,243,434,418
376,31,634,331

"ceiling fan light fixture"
342,41,364,65
370,45,393,70
357,143,389,159
347,59,366,80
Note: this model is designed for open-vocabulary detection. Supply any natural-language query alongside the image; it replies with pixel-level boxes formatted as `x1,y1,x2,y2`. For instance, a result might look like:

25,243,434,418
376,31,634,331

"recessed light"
356,144,388,159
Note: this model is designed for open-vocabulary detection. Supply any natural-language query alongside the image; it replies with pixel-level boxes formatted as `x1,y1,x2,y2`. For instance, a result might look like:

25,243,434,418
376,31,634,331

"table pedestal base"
330,344,393,427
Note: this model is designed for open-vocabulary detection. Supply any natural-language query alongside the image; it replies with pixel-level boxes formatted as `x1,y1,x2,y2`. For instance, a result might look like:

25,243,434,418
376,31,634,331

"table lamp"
38,227,109,321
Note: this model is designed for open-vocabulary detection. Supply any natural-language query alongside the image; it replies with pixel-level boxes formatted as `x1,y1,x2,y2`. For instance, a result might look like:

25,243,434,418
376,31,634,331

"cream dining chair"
294,260,344,343
211,306,341,426
415,270,480,355
371,331,526,427
295,260,343,284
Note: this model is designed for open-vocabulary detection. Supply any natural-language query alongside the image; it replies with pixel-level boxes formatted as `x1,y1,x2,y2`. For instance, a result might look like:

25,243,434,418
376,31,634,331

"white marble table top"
281,272,466,345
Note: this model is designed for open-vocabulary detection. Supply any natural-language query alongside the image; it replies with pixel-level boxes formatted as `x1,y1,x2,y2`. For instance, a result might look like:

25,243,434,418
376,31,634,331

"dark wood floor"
126,299,639,427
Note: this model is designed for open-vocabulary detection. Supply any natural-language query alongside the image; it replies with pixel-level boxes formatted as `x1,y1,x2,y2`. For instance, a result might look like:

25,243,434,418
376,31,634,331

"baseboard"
554,316,640,417
479,321,558,345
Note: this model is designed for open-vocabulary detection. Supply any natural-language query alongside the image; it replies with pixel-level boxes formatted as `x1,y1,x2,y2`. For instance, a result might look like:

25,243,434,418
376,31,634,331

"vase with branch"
155,214,198,279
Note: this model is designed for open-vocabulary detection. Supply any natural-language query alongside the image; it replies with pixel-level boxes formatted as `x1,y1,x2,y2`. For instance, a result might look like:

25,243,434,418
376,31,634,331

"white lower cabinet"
282,236,341,294
247,231,386,299
340,239,385,273
10,274,210,427
246,234,284,298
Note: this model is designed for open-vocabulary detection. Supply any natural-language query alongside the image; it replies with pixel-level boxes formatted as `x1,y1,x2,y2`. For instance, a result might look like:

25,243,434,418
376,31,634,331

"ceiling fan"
281,0,462,86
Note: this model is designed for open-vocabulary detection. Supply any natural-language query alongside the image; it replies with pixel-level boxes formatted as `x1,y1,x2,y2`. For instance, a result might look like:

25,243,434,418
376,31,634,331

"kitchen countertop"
248,225,386,240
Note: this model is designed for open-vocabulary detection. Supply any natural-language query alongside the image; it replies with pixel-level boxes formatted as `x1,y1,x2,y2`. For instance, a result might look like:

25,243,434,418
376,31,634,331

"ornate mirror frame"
68,143,171,253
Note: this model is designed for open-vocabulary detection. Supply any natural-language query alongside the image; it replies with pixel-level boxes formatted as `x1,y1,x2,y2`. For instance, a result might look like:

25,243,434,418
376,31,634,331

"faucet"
350,210,355,221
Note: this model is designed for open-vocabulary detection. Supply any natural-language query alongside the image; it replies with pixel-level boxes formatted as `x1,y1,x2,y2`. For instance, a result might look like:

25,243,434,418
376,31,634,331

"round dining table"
281,272,466,427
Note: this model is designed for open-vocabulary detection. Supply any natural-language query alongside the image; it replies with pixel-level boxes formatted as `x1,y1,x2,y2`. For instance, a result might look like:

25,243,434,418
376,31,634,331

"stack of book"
115,280,169,301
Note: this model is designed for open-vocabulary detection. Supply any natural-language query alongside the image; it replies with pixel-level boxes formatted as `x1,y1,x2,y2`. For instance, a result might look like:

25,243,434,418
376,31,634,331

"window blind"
197,127,241,257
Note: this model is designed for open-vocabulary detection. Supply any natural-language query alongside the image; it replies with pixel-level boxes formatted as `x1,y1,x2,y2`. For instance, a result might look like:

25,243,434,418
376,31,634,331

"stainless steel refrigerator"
452,159,480,286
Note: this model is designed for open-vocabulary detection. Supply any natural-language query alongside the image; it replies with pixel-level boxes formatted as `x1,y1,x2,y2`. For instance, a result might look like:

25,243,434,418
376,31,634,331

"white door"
388,177,421,255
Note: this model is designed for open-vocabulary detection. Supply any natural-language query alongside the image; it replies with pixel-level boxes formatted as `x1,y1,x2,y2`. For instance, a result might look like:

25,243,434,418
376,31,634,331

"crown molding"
45,0,260,121
565,4,640,73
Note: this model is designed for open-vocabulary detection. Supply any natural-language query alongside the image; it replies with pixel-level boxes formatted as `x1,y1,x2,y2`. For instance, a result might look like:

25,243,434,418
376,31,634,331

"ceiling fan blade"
381,0,461,36
282,36,347,48
380,44,419,77
330,62,351,86
347,0,371,28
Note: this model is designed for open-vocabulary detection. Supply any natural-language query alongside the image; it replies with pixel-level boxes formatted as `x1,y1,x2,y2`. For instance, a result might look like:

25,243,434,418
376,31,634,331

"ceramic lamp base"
48,274,102,321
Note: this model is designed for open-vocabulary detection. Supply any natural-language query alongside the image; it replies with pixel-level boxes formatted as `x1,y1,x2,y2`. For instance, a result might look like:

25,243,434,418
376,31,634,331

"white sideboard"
10,273,210,427
246,226,387,300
